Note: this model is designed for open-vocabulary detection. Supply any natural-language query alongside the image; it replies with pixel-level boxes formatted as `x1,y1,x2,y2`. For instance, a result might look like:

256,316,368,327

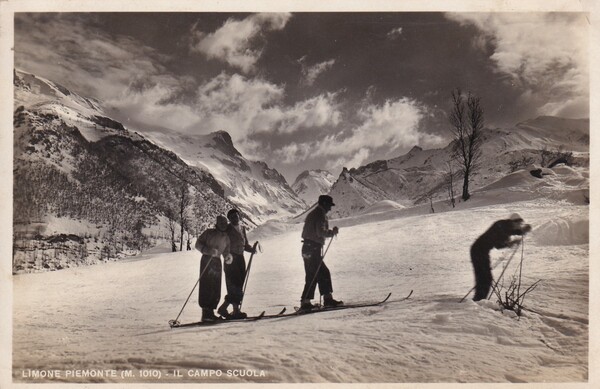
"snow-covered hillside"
15,69,129,142
328,117,589,218
13,69,232,272
291,169,336,205
14,68,305,230
143,129,306,224
11,163,590,383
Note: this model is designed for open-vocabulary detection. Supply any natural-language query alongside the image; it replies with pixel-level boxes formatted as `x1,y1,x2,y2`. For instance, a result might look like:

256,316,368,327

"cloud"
387,27,403,39
193,73,341,139
273,97,445,169
316,98,443,156
446,13,589,119
326,148,371,171
191,13,291,73
273,143,313,164
299,57,336,85
15,14,178,112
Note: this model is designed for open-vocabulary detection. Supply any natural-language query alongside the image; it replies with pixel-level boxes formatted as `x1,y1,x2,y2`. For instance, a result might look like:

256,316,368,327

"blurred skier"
217,209,256,320
470,213,532,301
195,215,232,322
300,195,342,310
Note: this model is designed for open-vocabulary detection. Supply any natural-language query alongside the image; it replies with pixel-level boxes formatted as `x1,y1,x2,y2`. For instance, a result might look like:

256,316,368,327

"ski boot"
323,294,343,308
217,302,231,319
230,305,247,319
299,299,318,312
202,308,219,322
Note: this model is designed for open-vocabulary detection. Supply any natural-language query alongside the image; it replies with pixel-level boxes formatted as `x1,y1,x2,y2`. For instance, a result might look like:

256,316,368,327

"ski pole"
487,240,522,300
169,278,200,327
239,241,260,310
459,247,517,303
169,254,215,327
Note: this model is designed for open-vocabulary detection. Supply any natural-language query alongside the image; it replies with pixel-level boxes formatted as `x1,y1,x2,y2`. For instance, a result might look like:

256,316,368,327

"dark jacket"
301,205,336,245
226,224,253,255
472,219,530,254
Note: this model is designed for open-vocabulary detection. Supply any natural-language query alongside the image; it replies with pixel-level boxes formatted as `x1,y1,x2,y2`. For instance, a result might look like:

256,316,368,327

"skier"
217,209,256,320
194,215,232,322
300,195,342,311
470,213,532,301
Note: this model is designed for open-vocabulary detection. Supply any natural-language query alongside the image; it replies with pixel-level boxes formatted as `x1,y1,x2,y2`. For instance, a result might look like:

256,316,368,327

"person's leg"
300,244,321,304
316,262,333,297
200,255,222,321
229,254,247,318
472,252,490,301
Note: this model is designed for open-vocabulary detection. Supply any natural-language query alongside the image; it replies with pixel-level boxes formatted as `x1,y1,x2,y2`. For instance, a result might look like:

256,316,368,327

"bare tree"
178,183,192,251
448,88,484,201
165,209,177,252
445,159,457,208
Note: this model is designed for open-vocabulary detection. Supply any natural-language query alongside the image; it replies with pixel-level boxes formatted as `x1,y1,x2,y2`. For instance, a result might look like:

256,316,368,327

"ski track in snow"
12,199,588,383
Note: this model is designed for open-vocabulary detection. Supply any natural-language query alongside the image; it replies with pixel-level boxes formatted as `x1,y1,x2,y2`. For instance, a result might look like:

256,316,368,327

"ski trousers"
301,240,333,301
198,254,222,309
224,253,247,305
470,246,492,301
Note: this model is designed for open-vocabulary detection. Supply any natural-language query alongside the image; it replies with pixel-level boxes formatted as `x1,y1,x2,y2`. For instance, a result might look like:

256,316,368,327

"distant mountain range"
291,169,336,205
140,128,306,225
326,116,589,218
12,69,304,272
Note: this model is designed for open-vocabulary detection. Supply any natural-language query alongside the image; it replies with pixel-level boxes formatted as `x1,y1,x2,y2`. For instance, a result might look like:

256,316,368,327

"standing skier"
195,215,232,322
470,213,532,301
217,209,256,320
300,195,342,310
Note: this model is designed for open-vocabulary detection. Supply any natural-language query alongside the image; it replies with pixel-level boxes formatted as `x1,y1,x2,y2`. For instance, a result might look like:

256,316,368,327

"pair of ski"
170,291,411,329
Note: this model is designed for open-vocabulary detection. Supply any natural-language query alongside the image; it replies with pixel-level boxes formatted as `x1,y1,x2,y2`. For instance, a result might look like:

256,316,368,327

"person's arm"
314,212,338,239
195,231,218,256
242,227,255,253
223,237,232,264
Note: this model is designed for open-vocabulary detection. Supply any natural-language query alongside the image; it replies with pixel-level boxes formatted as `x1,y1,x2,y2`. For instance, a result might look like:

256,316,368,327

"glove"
205,248,219,257
508,237,522,247
332,226,339,236
522,224,532,234
224,254,233,265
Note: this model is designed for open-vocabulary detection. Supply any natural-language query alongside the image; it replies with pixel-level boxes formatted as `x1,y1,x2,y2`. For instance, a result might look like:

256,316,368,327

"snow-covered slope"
291,169,336,205
143,129,306,224
13,69,232,272
11,162,590,383
14,69,304,227
328,117,589,218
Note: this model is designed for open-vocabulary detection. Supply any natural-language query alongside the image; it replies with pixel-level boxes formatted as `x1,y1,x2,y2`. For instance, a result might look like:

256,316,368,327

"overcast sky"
13,12,589,182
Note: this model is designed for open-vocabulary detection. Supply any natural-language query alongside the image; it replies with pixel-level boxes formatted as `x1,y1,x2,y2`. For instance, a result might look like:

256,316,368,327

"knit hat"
509,213,523,222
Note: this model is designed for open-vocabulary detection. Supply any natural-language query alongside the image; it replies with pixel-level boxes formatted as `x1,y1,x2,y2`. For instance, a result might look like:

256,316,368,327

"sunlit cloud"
446,12,589,119
299,57,336,86
273,97,445,170
191,13,292,73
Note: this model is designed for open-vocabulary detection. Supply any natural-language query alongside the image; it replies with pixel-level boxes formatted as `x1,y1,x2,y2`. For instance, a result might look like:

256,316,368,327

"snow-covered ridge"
13,69,234,272
142,129,306,225
291,169,335,205
14,68,305,229
327,116,589,219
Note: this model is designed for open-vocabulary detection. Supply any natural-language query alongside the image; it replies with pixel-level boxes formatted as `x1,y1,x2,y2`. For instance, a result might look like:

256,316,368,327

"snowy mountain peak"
142,128,305,223
292,169,336,205
209,130,242,158
327,116,589,219
14,69,104,114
